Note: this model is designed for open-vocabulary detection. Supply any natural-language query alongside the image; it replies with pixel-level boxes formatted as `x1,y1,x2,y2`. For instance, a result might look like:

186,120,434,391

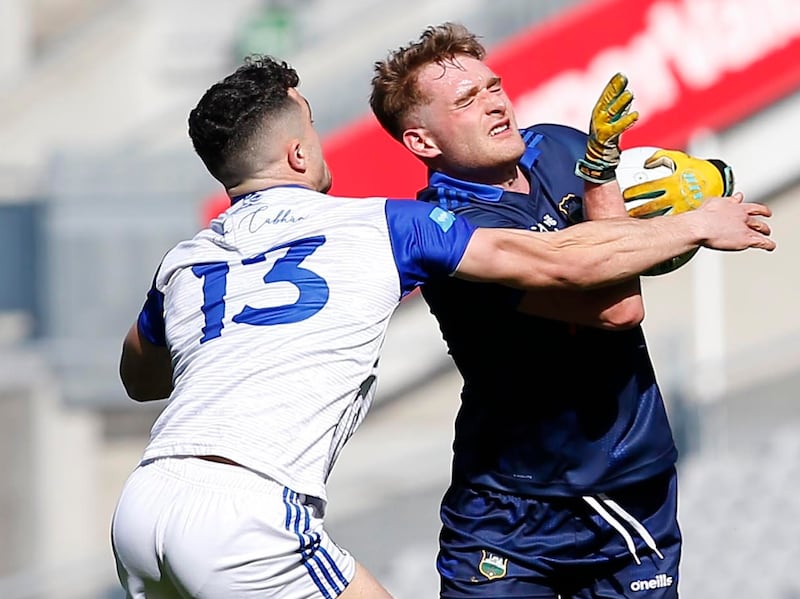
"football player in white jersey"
110,55,774,599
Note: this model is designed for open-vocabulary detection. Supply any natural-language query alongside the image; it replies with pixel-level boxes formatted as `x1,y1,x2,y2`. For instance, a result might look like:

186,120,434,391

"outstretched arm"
455,193,774,291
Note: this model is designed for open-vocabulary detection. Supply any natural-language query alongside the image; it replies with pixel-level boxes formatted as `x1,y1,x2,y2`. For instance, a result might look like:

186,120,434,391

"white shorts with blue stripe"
111,456,355,598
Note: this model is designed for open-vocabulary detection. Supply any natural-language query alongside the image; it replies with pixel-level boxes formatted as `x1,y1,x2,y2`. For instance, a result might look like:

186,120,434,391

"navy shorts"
437,467,681,598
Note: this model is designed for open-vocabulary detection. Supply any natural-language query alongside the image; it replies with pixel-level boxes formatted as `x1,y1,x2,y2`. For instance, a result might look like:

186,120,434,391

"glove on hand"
624,149,735,218
575,72,640,184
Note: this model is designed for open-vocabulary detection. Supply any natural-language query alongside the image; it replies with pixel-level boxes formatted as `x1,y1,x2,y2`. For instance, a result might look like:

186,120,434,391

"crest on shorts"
478,550,508,580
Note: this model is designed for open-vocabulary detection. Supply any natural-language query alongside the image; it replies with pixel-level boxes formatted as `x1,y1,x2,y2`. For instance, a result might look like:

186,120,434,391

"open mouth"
489,124,509,137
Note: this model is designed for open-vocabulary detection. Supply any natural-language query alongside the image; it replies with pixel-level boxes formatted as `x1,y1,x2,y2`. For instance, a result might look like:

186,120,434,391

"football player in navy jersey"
370,23,760,598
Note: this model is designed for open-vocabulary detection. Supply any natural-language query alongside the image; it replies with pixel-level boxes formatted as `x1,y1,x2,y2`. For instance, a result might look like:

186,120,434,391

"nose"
481,89,506,113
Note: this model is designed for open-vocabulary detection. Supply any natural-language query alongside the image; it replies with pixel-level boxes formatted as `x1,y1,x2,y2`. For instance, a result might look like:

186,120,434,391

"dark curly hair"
370,23,485,141
188,55,300,187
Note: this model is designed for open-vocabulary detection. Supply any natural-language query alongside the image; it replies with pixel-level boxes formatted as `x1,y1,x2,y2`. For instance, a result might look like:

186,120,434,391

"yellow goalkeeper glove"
625,149,735,276
575,72,640,184
624,149,736,218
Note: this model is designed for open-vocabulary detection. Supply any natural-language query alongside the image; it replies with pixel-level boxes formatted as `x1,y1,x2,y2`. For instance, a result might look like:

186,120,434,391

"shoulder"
523,124,588,157
520,124,588,171
384,199,468,236
523,123,588,145
383,199,477,278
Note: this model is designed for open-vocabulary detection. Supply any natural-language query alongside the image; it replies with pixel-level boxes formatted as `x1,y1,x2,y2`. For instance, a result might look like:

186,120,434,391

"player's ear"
402,128,441,160
288,139,306,172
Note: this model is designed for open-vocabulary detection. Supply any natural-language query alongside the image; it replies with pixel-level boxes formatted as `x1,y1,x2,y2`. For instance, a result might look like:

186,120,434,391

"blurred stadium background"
0,0,798,597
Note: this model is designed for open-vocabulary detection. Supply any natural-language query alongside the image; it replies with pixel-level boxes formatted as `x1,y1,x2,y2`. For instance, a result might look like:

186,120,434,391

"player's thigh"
338,562,393,599
114,574,183,599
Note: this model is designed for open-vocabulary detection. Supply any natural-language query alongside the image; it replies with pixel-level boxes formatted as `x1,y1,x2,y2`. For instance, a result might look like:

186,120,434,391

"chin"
490,135,524,160
508,143,525,164
509,137,527,158
499,147,525,166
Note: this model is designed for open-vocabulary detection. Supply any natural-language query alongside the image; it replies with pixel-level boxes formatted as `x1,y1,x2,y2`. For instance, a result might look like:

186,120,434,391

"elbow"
119,358,172,402
124,385,150,403
604,311,644,330
600,300,645,330
121,377,170,403
126,386,171,403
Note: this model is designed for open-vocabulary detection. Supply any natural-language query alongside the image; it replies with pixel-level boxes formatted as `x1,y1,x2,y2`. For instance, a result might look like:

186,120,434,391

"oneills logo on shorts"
630,574,674,592
478,550,508,580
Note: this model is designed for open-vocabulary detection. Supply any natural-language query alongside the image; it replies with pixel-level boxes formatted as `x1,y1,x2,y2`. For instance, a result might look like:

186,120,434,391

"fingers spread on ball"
744,202,772,217
746,217,771,236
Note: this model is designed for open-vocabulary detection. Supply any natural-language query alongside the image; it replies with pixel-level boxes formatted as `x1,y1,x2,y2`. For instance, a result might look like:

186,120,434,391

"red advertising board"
323,0,800,199
203,0,800,218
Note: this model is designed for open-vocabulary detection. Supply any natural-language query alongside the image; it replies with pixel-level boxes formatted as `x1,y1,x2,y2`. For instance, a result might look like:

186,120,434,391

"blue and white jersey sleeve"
384,199,476,296
137,274,167,347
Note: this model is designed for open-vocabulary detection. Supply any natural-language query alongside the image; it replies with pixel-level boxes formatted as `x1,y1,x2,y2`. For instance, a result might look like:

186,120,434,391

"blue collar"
426,133,543,202
428,172,504,202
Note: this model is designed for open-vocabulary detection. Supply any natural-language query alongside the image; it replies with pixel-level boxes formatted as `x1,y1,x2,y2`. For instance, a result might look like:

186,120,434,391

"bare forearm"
456,194,773,291
504,215,701,289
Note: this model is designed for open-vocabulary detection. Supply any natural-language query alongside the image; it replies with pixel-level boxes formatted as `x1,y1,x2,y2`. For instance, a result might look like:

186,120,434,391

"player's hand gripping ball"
617,147,736,276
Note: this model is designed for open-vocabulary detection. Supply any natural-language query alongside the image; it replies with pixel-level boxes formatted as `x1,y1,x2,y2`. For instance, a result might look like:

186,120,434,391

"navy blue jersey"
417,124,678,497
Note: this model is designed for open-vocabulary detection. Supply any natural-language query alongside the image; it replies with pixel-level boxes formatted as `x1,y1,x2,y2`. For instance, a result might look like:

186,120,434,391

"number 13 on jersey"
191,236,330,343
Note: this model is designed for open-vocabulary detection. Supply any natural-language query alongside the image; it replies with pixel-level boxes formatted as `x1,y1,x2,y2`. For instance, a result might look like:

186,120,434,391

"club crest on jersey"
478,550,508,580
557,193,582,223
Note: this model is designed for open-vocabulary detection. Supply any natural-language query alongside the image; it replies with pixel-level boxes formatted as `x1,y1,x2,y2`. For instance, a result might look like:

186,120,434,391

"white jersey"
137,185,475,499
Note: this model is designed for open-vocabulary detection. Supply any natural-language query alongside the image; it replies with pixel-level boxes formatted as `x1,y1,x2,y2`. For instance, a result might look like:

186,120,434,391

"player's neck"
479,165,530,193
499,166,530,193
227,174,314,198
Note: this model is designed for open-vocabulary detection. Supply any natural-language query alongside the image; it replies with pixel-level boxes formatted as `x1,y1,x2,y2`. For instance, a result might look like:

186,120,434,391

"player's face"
406,55,525,181
291,89,333,193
